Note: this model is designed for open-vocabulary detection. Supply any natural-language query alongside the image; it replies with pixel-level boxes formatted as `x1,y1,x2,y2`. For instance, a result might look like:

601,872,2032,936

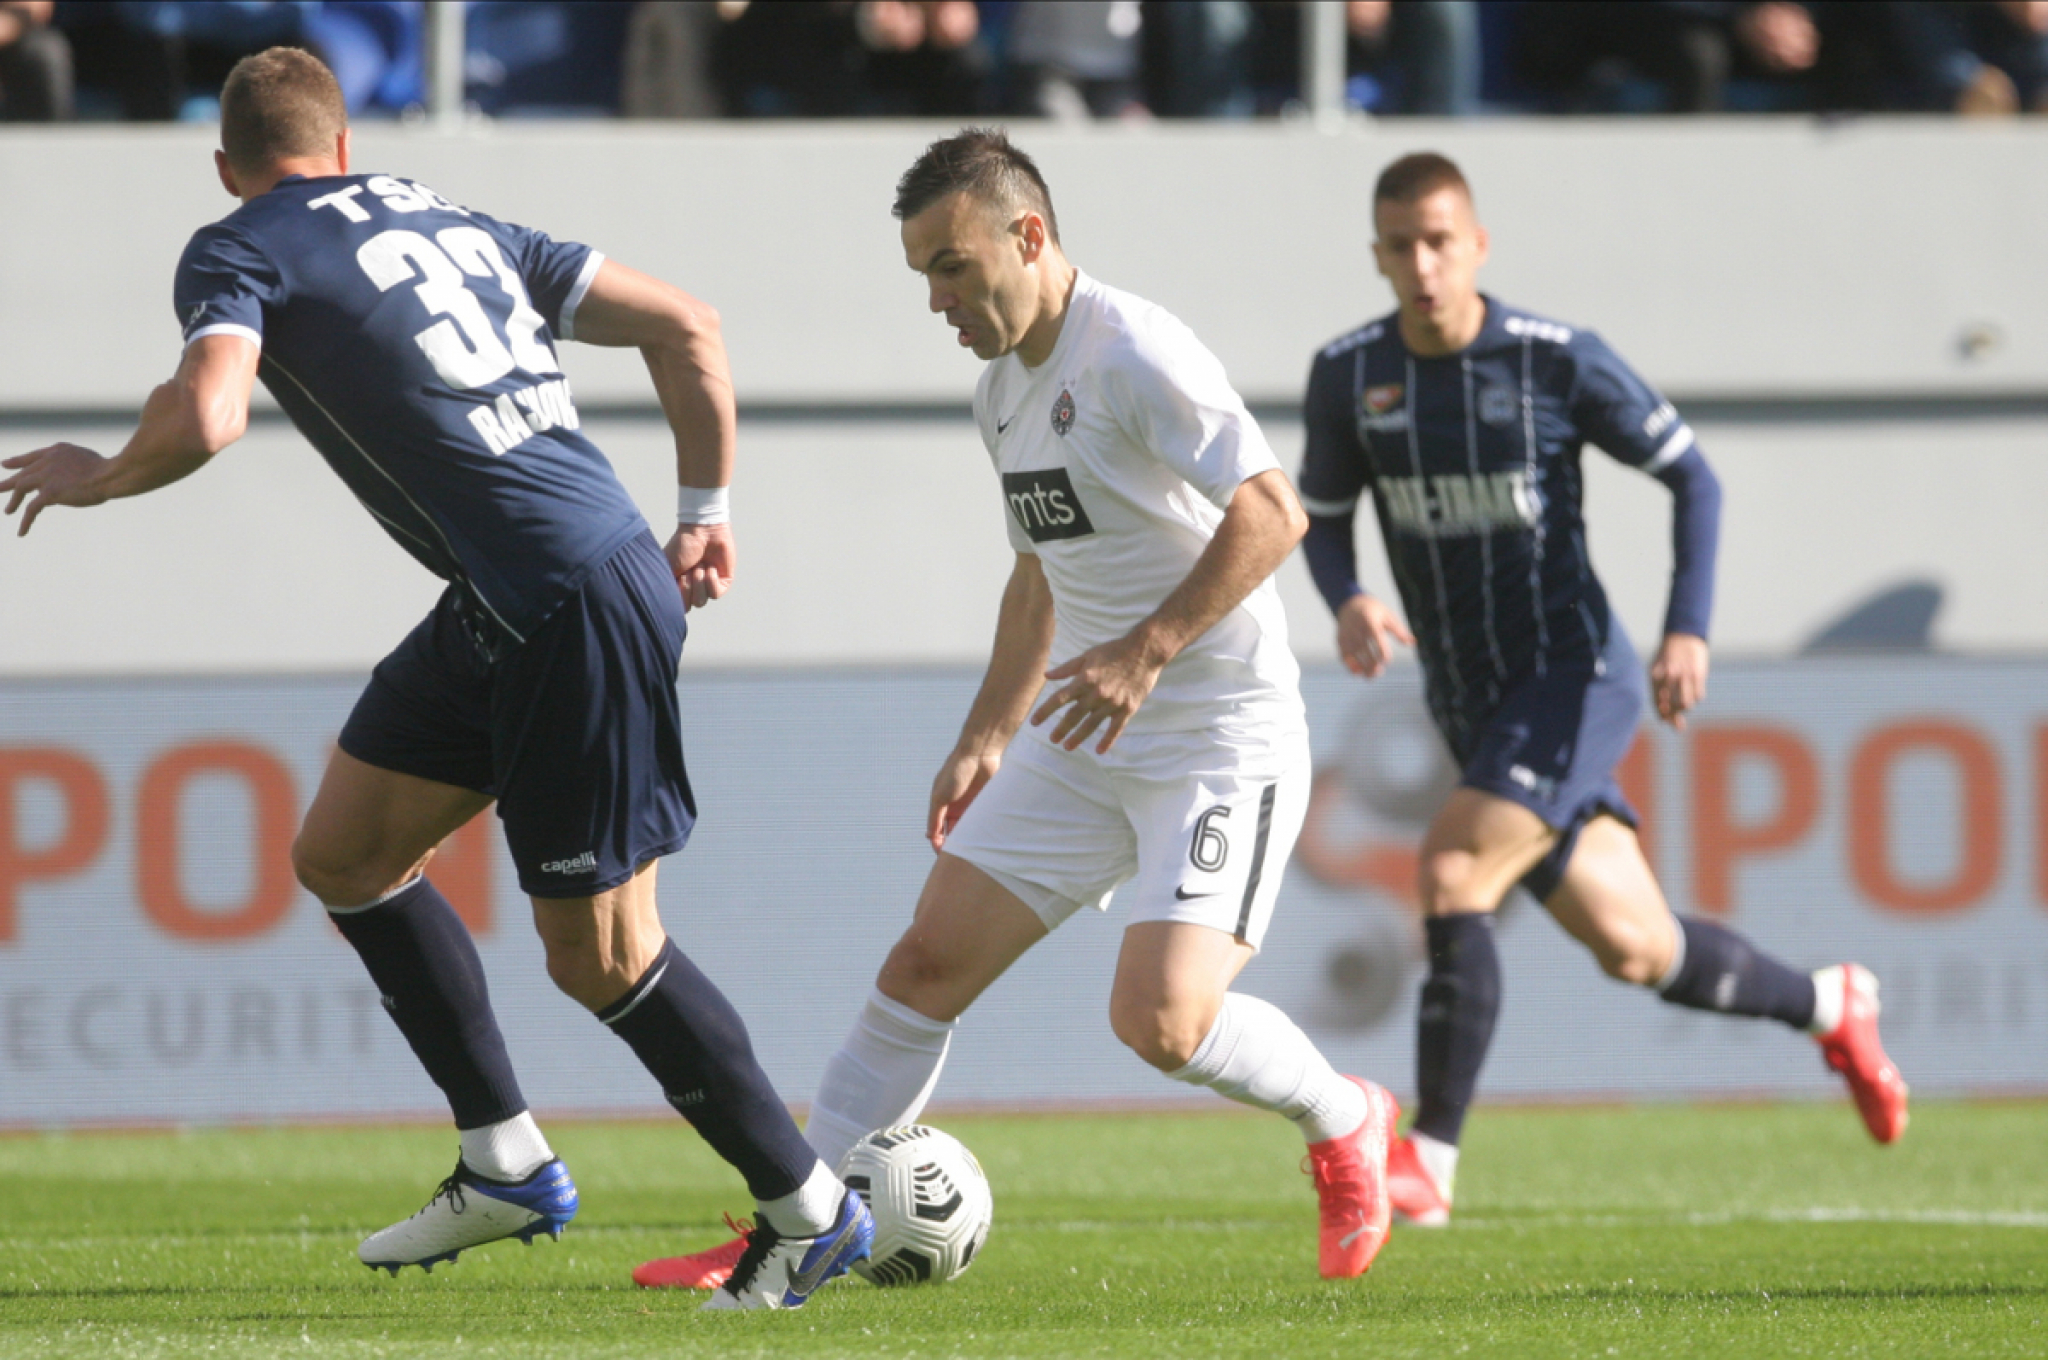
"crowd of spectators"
5,1,2048,124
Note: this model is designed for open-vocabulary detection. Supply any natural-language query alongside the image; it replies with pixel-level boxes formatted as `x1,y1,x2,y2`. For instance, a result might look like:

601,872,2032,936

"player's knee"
541,938,633,1011
1417,849,1485,917
291,835,385,908
873,935,963,1019
1107,996,1206,1072
1587,921,1666,987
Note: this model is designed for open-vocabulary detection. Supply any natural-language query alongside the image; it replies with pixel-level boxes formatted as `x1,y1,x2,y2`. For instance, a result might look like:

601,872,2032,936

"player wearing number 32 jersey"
634,128,1397,1292
1,48,870,1312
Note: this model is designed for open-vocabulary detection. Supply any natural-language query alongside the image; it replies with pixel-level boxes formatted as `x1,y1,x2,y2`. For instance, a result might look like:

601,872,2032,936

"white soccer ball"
837,1124,993,1287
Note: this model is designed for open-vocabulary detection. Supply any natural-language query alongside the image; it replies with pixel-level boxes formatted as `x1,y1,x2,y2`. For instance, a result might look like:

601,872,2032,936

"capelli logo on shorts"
540,851,598,875
1002,467,1096,543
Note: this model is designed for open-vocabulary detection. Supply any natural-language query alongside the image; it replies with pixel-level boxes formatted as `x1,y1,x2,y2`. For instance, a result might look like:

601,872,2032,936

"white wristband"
677,485,730,525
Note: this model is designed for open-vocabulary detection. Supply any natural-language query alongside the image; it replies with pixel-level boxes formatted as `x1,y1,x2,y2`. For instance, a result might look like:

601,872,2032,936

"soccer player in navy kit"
1297,153,1908,1226
0,49,869,1310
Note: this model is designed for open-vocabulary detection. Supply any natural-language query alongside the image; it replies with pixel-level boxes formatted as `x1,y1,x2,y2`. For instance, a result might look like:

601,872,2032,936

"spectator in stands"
856,0,985,115
0,0,72,119
1242,1,1478,117
1343,0,1479,115
1515,2,1819,113
622,0,722,118
1517,1,2048,116
58,1,419,121
1005,0,1146,119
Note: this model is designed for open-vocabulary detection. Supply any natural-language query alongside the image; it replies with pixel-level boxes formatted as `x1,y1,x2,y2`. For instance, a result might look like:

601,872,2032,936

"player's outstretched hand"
665,523,734,611
1,443,111,537
928,746,998,852
1336,593,1414,679
1650,632,1709,730
1032,635,1163,755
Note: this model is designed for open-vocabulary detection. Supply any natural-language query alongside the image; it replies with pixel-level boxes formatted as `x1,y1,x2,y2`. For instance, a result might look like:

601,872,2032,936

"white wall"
2,119,2044,675
4,118,2048,408
4,410,2044,674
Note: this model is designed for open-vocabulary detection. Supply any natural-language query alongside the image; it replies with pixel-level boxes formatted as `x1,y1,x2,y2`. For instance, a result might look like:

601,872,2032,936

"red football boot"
1386,1135,1452,1227
631,1213,752,1290
1814,964,1909,1145
1304,1078,1398,1279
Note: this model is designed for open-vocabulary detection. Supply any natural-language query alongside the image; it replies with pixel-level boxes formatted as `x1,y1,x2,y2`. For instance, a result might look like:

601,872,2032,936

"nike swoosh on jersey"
996,415,1015,434
1173,886,1219,900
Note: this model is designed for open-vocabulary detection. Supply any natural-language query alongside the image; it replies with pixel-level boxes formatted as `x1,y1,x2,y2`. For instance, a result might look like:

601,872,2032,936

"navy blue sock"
597,938,818,1201
1658,917,1817,1029
328,877,526,1129
1412,912,1502,1147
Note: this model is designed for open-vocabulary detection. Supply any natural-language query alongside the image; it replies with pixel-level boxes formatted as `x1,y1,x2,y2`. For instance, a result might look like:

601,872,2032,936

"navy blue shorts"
338,531,695,898
1456,626,1645,904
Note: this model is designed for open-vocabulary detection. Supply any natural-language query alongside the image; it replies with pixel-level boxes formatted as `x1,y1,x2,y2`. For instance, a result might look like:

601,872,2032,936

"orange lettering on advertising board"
1847,721,2000,914
1616,732,1655,875
0,747,110,942
137,742,298,939
433,810,495,934
1690,725,1819,915
2038,726,2048,911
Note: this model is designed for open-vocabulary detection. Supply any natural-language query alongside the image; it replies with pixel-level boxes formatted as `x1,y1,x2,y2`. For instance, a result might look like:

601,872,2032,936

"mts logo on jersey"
1002,467,1095,542
1381,470,1541,538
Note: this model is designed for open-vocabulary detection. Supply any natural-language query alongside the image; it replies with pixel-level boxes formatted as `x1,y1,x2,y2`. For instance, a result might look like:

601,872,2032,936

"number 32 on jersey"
313,176,579,455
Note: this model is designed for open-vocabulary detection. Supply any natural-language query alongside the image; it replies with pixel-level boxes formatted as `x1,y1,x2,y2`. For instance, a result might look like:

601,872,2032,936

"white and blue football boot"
701,1190,875,1311
358,1158,579,1275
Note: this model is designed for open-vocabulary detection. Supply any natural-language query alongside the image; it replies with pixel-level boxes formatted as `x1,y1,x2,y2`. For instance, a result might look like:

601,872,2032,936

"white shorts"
941,725,1311,951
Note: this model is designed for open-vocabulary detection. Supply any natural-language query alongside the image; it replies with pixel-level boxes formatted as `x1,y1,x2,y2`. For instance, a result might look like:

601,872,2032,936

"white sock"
1167,992,1368,1145
460,1111,552,1182
803,988,956,1171
1410,1129,1459,1199
1807,965,1846,1036
757,1158,843,1237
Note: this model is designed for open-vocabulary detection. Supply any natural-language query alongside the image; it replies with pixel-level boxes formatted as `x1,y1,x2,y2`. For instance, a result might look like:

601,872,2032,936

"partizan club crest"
1051,387,1076,436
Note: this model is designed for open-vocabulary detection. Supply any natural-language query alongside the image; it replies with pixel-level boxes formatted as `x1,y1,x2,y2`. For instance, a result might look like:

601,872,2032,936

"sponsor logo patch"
1001,467,1095,542
1478,386,1518,426
1051,387,1076,436
540,850,598,875
1364,383,1403,414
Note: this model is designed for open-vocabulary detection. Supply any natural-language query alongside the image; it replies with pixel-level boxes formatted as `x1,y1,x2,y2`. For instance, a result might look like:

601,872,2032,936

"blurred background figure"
0,0,72,119
855,1,985,115
1514,0,2048,116
1004,0,1146,119
622,0,722,118
56,0,420,120
1340,0,1480,114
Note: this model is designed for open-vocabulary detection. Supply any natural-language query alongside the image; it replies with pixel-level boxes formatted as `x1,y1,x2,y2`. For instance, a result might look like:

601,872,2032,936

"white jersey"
974,271,1305,748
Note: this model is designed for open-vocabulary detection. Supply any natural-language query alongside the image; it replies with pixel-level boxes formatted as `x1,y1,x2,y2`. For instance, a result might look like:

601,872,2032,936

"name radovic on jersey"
173,172,648,656
975,271,1305,750
1298,297,1695,750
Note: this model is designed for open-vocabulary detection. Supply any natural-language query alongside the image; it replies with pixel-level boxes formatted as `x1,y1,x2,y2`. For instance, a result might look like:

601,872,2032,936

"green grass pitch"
1,1101,2042,1358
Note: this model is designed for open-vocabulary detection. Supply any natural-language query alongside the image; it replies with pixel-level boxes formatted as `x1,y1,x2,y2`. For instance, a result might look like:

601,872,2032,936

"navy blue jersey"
173,173,646,656
1299,297,1709,750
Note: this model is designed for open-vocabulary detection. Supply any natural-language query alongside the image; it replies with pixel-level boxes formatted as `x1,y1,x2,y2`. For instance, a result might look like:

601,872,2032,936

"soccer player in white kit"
635,128,1398,1287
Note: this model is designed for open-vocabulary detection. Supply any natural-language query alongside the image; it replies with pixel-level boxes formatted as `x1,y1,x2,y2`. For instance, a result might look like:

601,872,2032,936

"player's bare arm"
1033,468,1306,754
930,552,1055,850
570,260,736,610
1649,632,1709,730
2,333,258,537
1335,592,1417,680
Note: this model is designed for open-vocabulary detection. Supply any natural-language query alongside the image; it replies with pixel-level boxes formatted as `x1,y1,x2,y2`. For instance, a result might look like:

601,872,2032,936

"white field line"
1042,1207,2048,1232
1,1209,2042,1256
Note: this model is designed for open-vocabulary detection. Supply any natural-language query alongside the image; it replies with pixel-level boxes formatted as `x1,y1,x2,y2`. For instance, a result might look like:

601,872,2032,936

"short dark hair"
893,127,1060,245
1373,152,1472,207
220,47,347,175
